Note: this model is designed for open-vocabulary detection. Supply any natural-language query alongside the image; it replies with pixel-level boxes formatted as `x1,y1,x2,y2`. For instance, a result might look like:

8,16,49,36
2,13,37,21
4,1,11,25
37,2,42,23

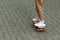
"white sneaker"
34,21,46,28
32,17,40,21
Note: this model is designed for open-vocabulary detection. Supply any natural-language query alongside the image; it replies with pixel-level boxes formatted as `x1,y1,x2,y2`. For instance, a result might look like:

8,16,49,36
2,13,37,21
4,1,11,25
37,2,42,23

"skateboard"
33,18,46,32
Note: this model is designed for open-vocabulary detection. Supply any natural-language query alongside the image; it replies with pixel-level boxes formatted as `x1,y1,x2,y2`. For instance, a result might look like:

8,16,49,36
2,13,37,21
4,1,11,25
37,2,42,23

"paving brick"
0,0,60,40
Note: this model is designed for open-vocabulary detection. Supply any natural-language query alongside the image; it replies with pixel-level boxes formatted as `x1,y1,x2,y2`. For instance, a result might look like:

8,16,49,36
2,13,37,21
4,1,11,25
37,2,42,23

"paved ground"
0,0,60,40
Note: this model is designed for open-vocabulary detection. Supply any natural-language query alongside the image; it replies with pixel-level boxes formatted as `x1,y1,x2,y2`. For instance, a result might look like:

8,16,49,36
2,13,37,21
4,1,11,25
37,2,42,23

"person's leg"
36,0,44,21
34,0,46,28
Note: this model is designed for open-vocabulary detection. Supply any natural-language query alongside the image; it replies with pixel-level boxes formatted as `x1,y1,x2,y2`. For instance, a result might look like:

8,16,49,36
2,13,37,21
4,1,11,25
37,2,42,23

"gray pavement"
0,0,60,40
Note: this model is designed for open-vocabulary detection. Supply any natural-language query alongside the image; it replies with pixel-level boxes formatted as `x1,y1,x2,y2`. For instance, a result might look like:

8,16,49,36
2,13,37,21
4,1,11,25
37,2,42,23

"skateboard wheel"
36,28,46,32
41,28,46,32
36,28,40,32
43,28,46,32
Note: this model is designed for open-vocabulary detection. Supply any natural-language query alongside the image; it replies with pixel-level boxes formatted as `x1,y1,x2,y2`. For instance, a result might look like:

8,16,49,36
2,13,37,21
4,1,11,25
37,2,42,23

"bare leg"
35,0,44,21
33,0,46,27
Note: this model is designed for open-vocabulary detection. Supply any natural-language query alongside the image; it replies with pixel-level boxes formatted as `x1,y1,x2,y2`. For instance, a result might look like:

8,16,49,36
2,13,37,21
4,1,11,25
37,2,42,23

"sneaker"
32,17,40,23
34,21,46,28
33,17,40,21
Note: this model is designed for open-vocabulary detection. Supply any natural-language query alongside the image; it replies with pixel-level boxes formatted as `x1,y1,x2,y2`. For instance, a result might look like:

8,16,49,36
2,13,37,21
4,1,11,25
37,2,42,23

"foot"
33,17,40,21
34,21,46,28
33,17,40,24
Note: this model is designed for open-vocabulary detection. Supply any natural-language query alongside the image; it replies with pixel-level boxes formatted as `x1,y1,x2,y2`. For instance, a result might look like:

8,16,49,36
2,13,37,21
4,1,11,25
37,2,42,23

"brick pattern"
0,0,60,40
